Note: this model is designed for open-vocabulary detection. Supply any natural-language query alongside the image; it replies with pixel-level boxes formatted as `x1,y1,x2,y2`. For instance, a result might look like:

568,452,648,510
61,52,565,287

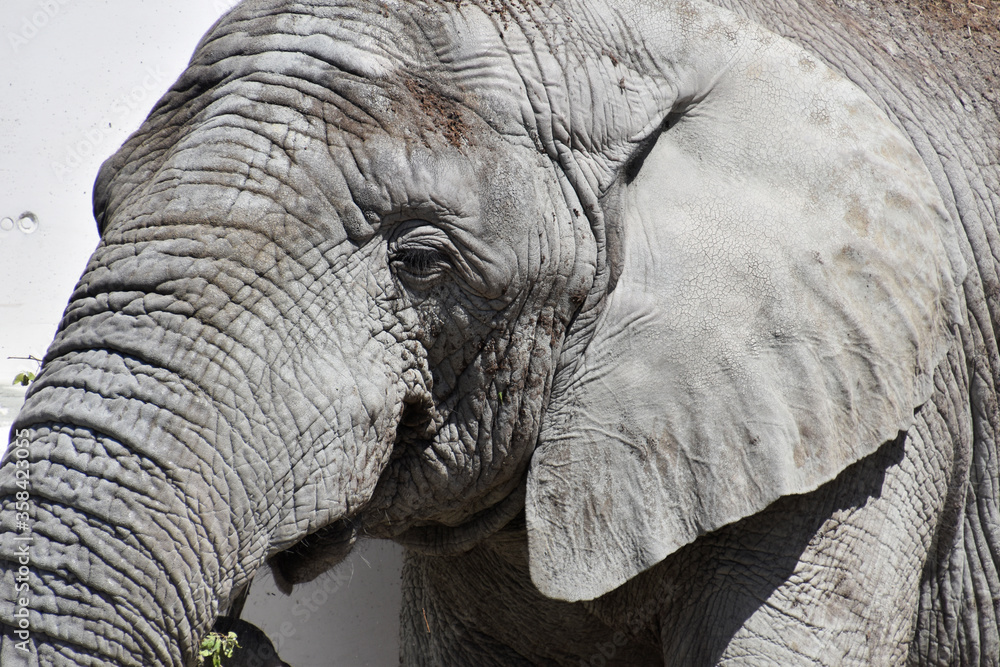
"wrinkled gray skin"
1,0,998,664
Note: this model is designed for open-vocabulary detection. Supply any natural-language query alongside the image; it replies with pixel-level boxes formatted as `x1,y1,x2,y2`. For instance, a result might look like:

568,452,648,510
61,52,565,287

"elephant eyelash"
389,246,451,286
392,247,445,272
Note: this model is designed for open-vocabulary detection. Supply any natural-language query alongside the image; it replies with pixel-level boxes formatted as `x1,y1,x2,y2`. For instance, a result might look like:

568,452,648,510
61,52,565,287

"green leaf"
12,371,35,386
198,630,240,667
223,631,239,658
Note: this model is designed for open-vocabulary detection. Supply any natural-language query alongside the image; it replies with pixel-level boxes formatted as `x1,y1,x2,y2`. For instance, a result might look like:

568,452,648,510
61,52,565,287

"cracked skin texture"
0,0,997,665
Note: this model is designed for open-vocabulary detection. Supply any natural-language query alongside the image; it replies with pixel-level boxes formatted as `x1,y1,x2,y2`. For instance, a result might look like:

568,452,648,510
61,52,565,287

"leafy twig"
198,631,240,667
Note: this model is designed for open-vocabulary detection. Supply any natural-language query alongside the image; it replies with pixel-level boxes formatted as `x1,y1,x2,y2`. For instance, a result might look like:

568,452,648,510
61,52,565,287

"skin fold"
0,0,997,665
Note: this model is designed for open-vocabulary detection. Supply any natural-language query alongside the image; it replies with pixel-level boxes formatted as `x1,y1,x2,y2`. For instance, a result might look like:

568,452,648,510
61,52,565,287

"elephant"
1,0,998,664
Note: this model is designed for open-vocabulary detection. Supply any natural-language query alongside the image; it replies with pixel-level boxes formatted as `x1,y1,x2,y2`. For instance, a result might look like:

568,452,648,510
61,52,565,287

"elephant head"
1,0,975,663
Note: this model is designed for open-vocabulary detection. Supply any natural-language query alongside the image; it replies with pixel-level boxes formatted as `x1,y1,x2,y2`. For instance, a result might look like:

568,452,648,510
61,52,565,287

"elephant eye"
389,239,451,289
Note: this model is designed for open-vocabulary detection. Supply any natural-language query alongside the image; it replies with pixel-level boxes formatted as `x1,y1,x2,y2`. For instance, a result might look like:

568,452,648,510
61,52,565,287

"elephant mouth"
268,518,359,594
267,395,439,593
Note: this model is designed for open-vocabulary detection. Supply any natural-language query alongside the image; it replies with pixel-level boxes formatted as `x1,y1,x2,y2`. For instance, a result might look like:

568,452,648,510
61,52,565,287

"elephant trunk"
1,370,240,666
0,211,405,664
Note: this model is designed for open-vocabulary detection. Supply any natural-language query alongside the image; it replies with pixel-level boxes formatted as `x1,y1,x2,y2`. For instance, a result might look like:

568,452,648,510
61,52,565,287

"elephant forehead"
177,2,535,167
197,0,538,140
202,0,405,79
102,6,551,244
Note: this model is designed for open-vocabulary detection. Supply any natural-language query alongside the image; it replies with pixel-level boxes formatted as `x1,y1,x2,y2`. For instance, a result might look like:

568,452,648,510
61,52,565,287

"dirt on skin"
912,0,999,38
903,0,999,90
403,76,469,148
822,0,999,111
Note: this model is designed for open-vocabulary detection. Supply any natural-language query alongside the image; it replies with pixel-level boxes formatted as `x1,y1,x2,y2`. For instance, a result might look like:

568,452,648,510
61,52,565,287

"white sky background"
1,0,236,382
0,3,403,664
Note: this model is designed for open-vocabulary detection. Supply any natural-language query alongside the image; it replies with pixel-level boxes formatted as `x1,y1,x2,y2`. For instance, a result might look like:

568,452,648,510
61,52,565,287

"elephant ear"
526,22,965,601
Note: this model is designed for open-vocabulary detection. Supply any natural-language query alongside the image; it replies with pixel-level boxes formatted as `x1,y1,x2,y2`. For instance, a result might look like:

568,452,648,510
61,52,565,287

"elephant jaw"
268,479,527,593
386,480,527,556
